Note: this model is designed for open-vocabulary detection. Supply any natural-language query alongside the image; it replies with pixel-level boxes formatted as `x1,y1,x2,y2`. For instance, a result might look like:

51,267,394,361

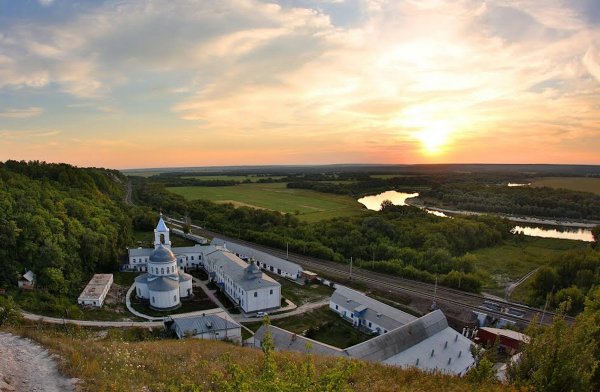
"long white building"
211,238,303,280
330,286,416,335
78,274,113,307
205,249,281,313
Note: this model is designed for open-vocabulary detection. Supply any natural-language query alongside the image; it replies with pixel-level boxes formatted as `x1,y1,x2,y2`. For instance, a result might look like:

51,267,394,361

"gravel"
0,332,77,392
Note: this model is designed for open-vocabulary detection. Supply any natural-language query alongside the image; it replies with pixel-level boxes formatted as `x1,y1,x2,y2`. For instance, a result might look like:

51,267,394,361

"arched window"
173,295,177,302
152,297,155,303
161,268,164,274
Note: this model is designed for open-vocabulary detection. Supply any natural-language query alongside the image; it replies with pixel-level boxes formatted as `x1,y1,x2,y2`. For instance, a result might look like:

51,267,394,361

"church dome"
150,245,176,263
244,261,262,280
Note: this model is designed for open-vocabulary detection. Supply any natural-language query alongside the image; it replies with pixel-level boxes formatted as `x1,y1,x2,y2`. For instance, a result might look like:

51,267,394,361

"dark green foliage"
529,248,600,313
421,182,600,220
0,160,131,297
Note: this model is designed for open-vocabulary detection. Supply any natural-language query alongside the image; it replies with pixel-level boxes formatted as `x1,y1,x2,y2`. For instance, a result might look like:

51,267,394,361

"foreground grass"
244,306,371,349
5,323,520,392
471,237,586,296
167,182,365,222
531,176,600,195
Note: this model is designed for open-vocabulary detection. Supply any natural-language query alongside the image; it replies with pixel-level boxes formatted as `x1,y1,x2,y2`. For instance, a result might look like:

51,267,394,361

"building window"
174,295,177,302
133,258,136,263
191,256,194,260
369,321,372,327
152,297,155,303
335,305,338,310
161,268,164,274
254,292,258,298
137,289,141,296
269,289,273,295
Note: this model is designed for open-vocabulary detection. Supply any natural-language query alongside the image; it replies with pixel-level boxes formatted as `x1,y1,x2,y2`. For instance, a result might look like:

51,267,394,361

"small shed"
476,327,529,355
18,270,36,290
302,270,318,282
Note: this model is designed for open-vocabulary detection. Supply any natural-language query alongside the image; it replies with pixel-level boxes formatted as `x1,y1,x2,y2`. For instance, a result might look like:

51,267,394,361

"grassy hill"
8,324,520,392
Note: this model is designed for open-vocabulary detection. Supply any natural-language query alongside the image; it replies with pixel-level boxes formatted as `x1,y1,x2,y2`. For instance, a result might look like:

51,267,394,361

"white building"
255,309,476,375
133,217,193,310
211,238,303,280
205,249,281,313
78,274,114,307
330,286,416,334
17,270,35,290
167,311,241,343
126,215,205,272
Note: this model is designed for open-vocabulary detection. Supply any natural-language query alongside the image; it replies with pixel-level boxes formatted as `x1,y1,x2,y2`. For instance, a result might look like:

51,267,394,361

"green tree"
593,225,600,248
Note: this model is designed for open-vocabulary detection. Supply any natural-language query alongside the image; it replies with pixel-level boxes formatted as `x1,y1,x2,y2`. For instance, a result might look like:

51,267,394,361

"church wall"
136,282,149,299
150,288,179,309
179,279,193,298
244,286,281,313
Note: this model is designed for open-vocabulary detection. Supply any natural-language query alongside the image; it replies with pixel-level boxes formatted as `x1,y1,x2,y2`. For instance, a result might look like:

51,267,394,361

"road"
21,311,163,328
166,216,572,326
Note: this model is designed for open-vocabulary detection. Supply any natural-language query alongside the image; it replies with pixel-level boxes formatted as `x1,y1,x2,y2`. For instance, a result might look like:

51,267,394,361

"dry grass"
1,323,526,392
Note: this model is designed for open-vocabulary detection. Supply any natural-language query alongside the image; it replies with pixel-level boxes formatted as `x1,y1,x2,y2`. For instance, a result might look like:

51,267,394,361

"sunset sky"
1,0,600,169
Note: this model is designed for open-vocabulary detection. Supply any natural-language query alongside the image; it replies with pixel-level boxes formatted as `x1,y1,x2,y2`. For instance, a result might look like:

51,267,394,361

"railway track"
166,217,571,326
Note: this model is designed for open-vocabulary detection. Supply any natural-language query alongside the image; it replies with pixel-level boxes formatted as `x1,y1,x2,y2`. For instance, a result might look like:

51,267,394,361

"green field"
167,183,365,222
471,237,586,296
181,175,285,182
244,306,371,348
532,177,600,195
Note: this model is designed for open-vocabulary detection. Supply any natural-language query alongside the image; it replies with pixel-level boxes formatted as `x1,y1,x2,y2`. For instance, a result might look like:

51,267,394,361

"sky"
1,0,600,169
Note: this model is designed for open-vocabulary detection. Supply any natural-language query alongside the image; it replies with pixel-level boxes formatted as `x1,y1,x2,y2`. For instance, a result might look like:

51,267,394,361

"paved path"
505,267,540,300
125,283,164,321
233,299,330,323
0,332,77,392
21,311,163,328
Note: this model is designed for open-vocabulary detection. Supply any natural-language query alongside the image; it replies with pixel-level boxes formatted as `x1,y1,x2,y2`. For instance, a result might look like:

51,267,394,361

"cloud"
0,0,600,165
0,107,44,119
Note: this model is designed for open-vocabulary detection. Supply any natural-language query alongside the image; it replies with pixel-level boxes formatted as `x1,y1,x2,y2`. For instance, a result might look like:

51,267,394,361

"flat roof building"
168,311,241,343
78,274,113,308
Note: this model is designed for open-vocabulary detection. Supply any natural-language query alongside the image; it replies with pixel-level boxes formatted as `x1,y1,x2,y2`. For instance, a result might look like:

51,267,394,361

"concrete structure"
167,311,241,342
330,286,416,334
211,238,303,280
18,270,35,290
205,249,281,313
254,309,475,375
78,274,114,307
126,215,206,272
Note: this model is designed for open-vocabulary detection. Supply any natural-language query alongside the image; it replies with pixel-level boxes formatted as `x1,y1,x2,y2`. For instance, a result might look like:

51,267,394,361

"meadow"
167,182,366,222
532,177,600,195
181,175,285,182
470,236,587,297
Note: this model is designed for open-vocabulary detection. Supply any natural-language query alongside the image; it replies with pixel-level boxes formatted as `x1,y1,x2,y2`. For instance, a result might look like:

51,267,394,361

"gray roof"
150,245,176,263
254,325,344,357
147,276,179,292
21,270,35,282
206,250,280,291
345,310,448,361
170,313,240,338
211,238,303,275
135,273,149,284
171,244,205,254
129,248,153,257
254,309,475,375
179,271,192,282
331,286,417,330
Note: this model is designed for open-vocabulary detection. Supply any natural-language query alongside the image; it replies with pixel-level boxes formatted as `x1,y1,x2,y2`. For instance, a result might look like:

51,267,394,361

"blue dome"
150,245,176,263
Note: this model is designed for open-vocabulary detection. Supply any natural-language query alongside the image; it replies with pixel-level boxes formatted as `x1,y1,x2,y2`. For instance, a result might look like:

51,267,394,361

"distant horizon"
1,1,600,167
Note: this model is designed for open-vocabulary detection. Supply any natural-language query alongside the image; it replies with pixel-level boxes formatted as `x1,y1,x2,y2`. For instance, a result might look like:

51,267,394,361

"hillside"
8,324,519,392
0,160,134,309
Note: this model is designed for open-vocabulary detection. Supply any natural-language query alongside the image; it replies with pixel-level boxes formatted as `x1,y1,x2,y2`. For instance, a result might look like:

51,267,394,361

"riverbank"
407,197,599,229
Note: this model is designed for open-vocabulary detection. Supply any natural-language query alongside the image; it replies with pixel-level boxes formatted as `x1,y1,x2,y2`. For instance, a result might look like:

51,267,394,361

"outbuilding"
167,311,241,343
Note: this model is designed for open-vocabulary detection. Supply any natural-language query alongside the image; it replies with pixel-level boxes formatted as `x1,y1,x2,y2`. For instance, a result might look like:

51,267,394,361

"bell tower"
154,213,172,249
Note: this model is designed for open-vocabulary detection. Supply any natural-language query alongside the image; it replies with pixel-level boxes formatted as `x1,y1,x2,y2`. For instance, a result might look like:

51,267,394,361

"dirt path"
0,332,76,392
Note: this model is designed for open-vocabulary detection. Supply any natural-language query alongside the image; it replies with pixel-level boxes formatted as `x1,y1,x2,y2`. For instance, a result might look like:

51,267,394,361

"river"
358,190,594,242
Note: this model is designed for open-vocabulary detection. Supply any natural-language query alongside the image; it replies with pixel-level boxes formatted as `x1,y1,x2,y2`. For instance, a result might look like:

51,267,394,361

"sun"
416,123,452,155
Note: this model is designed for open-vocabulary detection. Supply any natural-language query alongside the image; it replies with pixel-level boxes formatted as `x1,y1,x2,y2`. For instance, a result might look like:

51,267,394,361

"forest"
0,161,153,316
420,183,600,220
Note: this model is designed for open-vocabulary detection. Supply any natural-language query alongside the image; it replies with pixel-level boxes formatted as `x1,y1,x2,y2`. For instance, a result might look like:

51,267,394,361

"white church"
132,215,194,310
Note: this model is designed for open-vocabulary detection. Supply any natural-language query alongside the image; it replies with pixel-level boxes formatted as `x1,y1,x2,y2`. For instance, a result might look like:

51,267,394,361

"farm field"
243,306,371,348
532,177,600,195
167,182,365,222
471,236,586,296
181,175,285,182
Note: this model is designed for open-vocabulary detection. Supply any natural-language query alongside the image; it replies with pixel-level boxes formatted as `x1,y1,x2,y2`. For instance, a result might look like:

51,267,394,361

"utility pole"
286,242,289,260
349,257,353,280
431,277,438,310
